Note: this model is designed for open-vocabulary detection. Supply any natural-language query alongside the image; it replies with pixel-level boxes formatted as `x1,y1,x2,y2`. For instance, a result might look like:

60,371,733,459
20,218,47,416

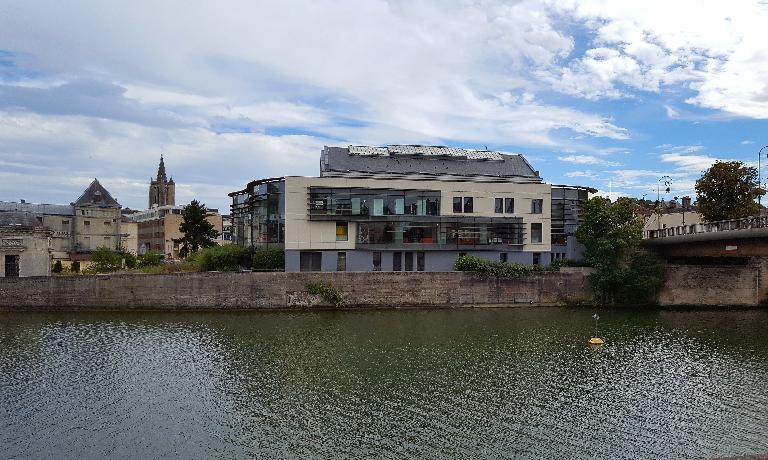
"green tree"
695,161,763,222
175,200,220,258
576,197,664,305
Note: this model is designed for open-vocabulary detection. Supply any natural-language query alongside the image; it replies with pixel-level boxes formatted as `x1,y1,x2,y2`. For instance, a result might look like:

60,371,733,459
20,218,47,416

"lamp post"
760,145,768,207
657,175,672,232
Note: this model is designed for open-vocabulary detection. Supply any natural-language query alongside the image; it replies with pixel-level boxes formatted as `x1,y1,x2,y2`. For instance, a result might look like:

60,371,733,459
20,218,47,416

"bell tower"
148,154,176,208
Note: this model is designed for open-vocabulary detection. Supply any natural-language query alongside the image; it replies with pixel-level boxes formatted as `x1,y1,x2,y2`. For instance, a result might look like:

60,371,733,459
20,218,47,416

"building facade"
231,145,588,272
131,205,223,259
0,179,122,268
0,215,52,277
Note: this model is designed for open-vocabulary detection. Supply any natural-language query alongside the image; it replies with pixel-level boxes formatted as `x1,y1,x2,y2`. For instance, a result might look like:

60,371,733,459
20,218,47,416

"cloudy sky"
2,0,768,211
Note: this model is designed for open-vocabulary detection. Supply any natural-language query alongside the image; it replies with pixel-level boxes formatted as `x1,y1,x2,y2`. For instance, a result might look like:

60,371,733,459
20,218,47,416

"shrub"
71,261,80,273
189,245,249,272
453,255,542,278
91,246,124,272
549,258,591,270
138,251,163,268
52,260,63,274
251,247,285,271
306,280,344,307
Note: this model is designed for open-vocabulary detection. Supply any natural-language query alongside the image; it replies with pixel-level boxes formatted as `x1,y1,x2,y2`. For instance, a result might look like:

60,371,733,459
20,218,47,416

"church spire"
157,154,167,181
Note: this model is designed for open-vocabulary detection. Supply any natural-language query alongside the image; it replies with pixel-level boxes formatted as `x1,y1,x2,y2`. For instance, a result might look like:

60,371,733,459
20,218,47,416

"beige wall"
137,210,223,259
41,214,73,259
120,220,138,254
0,228,51,277
74,206,121,251
644,210,702,235
283,176,551,252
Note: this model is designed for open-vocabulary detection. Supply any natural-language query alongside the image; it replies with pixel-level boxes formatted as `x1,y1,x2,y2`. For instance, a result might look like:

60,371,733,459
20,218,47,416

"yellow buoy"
588,337,605,345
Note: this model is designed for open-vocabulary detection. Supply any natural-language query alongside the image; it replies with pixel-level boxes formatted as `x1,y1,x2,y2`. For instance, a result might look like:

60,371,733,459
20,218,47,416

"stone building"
0,213,53,277
0,179,122,267
149,155,175,208
131,205,223,259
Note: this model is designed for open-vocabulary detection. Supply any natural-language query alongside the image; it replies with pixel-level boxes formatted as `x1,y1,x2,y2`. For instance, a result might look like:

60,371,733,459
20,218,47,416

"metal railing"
644,215,768,239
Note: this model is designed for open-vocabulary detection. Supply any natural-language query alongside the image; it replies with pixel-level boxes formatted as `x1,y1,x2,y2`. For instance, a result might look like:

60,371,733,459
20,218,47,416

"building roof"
0,201,74,215
0,211,43,227
73,179,120,208
321,145,541,182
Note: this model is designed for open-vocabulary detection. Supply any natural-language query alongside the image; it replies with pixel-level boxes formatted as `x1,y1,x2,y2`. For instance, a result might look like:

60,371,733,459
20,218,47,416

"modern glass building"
230,145,590,272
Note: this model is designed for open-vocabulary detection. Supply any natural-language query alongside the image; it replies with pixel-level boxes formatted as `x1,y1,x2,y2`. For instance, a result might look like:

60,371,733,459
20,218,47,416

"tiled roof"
73,179,120,208
0,211,42,227
0,201,74,215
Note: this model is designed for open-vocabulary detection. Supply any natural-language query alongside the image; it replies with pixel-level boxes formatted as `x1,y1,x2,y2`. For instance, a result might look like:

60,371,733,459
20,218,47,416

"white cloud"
741,140,754,145
558,155,620,166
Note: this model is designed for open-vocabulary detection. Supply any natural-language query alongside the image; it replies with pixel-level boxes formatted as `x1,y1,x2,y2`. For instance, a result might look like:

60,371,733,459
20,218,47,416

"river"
1,308,767,459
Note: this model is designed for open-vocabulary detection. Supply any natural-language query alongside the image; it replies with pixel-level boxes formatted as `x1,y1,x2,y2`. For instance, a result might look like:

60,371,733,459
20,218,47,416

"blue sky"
1,0,768,212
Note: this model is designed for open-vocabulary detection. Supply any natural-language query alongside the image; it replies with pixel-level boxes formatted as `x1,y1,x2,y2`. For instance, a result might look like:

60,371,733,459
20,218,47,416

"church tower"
148,155,176,208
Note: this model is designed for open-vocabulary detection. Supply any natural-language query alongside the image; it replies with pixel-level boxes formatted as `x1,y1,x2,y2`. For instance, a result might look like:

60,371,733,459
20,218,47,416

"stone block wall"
0,270,593,311
657,263,762,307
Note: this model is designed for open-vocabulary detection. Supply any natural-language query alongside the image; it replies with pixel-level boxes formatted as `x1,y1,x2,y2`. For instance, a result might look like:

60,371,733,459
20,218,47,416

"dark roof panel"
73,179,120,208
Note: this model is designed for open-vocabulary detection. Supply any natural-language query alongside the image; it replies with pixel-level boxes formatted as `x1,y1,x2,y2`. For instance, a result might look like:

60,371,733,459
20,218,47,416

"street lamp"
657,176,672,232
760,145,768,207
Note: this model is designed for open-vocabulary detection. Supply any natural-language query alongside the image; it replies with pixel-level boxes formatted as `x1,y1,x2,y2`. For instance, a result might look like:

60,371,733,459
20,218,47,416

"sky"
2,0,768,212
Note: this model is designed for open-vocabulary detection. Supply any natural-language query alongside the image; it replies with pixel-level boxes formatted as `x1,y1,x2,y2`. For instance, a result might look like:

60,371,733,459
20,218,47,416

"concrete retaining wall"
0,270,594,311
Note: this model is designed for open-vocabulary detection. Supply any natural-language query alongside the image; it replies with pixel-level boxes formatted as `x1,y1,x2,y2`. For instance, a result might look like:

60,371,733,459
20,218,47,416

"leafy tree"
175,200,220,257
138,251,163,267
91,246,124,272
576,197,665,305
695,161,763,222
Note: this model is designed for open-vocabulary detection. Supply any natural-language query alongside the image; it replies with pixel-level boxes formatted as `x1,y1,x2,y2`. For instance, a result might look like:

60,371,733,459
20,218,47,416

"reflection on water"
1,308,768,459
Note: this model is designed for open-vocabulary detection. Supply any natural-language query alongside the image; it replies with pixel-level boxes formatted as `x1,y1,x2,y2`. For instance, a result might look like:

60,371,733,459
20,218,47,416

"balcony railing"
644,215,768,239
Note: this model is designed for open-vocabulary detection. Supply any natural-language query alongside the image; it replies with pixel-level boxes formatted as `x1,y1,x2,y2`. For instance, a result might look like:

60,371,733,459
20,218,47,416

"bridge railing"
644,215,768,239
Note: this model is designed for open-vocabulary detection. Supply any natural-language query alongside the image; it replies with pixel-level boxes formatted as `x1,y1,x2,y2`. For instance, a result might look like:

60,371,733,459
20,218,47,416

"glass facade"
231,180,285,247
551,187,588,246
357,220,524,247
309,188,440,217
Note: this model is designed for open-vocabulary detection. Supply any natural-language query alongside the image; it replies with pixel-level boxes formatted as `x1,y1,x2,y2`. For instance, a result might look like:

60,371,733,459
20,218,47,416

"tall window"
464,197,473,213
505,198,514,213
337,252,346,271
4,255,19,277
372,252,382,271
300,251,322,271
494,198,503,213
532,253,541,266
405,252,414,271
500,253,508,263
531,199,543,214
393,252,402,271
531,223,543,243
335,222,348,241
416,252,425,271
453,197,462,213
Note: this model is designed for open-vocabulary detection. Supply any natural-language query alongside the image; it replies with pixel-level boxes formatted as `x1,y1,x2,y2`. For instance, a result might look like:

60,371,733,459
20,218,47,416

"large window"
372,252,382,271
358,220,525,247
453,197,462,213
495,198,503,213
416,252,425,271
299,251,322,272
464,197,473,213
310,187,440,217
505,198,514,213
335,222,348,241
531,223,543,243
404,252,414,271
531,199,543,214
393,252,402,271
337,252,346,271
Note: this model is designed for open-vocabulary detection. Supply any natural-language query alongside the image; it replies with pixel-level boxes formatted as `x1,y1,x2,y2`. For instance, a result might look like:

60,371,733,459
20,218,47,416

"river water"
1,308,767,459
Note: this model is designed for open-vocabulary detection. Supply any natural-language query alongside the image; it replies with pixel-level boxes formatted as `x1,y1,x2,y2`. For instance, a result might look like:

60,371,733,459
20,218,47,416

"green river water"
1,308,767,459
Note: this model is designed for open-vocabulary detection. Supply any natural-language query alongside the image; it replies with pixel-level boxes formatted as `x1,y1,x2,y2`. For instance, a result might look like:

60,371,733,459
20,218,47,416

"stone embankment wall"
656,261,768,307
0,269,593,311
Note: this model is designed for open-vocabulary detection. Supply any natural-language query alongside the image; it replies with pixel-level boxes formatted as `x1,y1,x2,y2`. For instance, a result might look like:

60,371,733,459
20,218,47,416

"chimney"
682,196,691,209
20,199,25,204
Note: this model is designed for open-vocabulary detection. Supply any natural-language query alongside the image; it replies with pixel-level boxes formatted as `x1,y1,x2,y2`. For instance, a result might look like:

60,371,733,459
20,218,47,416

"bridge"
644,215,768,259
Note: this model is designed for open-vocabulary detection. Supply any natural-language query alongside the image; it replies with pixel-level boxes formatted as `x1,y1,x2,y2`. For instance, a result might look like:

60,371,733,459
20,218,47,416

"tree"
175,200,220,258
695,161,763,222
575,197,664,305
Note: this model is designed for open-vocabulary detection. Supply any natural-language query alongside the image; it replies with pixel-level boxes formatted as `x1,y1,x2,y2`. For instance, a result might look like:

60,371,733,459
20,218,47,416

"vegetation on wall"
575,197,665,305
52,260,63,274
695,161,763,222
453,255,545,278
306,280,344,307
175,200,220,258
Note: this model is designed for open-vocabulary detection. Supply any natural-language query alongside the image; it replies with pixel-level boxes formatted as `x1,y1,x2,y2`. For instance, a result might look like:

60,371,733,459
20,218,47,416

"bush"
251,247,285,271
138,251,163,268
52,260,63,274
306,281,344,307
189,245,249,272
549,258,591,270
71,261,80,273
91,246,125,273
590,250,665,305
453,255,543,278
